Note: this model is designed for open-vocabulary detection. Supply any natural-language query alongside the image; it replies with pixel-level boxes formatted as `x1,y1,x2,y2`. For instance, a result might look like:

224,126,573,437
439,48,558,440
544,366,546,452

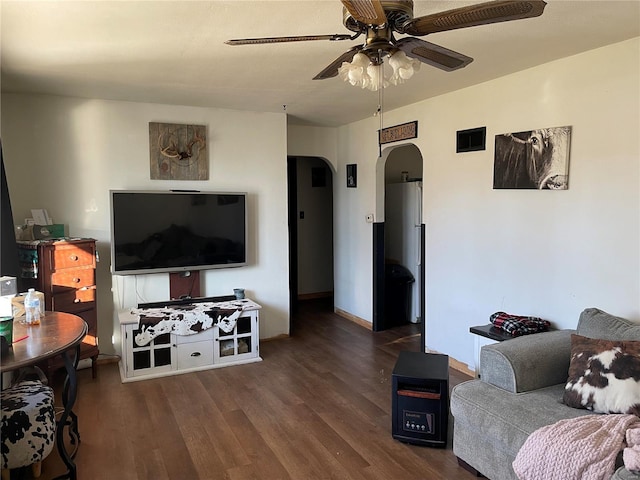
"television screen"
110,190,247,275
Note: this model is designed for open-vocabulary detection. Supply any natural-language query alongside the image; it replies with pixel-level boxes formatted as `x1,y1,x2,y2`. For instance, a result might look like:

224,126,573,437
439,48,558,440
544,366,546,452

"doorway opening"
287,156,335,329
373,144,425,348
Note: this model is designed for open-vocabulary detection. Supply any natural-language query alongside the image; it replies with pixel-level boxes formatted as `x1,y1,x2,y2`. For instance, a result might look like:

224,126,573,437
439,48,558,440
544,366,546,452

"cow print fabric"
564,334,640,416
131,301,245,347
1,380,56,470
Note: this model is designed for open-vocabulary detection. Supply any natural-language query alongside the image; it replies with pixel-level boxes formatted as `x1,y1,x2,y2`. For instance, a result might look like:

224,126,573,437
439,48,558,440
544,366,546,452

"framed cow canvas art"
493,126,572,190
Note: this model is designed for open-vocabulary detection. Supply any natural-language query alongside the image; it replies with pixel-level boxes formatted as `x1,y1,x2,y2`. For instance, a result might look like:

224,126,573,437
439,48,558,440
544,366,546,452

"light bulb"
366,64,388,91
351,52,370,67
388,51,420,86
339,53,374,88
348,67,363,84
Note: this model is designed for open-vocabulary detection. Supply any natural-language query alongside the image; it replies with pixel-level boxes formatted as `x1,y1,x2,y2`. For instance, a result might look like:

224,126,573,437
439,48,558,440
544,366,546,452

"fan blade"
401,0,547,36
396,37,473,72
313,46,361,80
225,34,353,46
341,0,387,26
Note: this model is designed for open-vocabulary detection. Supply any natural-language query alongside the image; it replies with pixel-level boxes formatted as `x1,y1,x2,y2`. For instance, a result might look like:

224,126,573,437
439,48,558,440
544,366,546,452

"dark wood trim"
420,223,426,352
372,222,385,332
287,157,299,318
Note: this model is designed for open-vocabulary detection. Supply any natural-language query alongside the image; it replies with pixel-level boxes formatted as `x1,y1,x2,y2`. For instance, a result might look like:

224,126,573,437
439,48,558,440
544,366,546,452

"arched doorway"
372,144,426,349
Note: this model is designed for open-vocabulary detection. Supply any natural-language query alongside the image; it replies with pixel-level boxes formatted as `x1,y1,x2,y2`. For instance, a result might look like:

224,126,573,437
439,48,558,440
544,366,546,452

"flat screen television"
110,190,247,275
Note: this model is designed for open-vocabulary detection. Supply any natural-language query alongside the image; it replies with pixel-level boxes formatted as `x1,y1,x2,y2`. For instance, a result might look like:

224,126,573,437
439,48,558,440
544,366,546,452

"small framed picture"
347,164,357,188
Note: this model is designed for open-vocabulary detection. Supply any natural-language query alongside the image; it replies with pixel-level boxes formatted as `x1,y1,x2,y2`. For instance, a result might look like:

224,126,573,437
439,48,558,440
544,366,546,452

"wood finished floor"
39,299,476,480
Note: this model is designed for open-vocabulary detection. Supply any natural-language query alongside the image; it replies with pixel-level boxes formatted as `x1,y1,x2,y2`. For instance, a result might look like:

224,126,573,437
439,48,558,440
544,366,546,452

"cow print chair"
1,380,56,479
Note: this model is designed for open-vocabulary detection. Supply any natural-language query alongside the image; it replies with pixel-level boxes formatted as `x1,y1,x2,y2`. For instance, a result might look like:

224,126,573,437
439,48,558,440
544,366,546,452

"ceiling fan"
226,0,547,82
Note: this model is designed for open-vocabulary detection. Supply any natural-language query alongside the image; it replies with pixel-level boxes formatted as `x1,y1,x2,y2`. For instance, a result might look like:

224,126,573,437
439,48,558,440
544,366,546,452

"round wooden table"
1,312,87,480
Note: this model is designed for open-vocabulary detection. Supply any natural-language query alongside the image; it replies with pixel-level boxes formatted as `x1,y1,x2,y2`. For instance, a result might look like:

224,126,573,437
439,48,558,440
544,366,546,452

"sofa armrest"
480,329,575,393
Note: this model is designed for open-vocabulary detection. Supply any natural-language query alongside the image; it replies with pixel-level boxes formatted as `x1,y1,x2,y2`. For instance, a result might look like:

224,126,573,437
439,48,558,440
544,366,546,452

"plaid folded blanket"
490,311,550,337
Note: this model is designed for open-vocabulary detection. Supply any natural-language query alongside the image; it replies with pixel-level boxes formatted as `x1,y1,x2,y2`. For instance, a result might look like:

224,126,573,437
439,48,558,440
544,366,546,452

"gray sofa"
451,308,640,480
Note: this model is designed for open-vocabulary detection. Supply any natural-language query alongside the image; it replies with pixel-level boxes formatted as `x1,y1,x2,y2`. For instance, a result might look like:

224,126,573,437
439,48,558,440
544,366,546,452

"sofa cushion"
577,308,640,341
451,381,591,466
563,334,640,415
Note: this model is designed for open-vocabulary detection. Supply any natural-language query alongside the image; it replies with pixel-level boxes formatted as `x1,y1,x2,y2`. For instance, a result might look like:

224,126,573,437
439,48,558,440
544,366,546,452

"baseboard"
335,308,373,331
297,291,333,301
261,334,290,342
449,357,475,378
427,348,475,378
96,355,121,366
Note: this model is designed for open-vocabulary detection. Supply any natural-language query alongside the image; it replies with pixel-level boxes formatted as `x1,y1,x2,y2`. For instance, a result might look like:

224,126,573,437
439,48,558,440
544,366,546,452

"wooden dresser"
17,238,99,380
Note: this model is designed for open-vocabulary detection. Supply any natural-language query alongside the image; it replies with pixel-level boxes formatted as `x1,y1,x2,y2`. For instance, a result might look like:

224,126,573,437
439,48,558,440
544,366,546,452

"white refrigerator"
385,181,422,323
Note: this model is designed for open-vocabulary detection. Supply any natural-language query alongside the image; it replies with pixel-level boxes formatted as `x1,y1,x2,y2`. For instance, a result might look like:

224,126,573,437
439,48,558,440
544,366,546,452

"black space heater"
391,351,449,447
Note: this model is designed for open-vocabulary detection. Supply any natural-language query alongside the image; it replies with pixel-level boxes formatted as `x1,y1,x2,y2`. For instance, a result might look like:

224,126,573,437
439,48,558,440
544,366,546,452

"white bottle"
25,288,41,325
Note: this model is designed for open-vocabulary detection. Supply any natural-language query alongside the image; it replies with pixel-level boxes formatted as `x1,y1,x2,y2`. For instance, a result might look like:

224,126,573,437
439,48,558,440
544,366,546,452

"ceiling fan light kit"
226,0,547,88
338,50,421,91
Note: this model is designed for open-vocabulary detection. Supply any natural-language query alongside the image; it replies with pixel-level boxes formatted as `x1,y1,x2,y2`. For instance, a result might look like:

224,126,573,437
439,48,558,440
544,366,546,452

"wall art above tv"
149,122,208,181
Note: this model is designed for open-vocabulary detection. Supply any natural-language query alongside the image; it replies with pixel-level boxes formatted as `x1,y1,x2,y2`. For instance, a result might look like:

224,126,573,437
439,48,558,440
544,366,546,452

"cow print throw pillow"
563,334,640,416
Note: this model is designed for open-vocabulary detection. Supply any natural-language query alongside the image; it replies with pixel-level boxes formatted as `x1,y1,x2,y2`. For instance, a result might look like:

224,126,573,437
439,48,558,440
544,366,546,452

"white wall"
328,38,639,369
334,121,382,320
287,124,338,172
1,95,290,355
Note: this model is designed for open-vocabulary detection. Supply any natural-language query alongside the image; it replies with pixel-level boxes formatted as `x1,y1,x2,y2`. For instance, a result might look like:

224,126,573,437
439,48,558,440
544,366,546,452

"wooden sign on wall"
149,122,208,180
379,121,418,145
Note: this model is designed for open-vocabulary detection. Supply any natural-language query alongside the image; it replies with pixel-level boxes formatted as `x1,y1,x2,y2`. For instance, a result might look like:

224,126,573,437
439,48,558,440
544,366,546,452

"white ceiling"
1,1,639,127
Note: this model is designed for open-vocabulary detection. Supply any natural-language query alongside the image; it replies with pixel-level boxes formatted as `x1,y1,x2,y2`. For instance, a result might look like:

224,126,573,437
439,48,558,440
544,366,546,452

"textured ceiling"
1,1,639,127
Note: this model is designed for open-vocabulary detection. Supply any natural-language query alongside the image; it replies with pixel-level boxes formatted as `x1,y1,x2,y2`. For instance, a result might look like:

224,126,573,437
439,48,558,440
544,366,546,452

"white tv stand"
118,298,261,383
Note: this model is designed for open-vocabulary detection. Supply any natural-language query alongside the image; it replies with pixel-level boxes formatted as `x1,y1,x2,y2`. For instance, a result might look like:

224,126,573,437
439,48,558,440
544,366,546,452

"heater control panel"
403,411,434,433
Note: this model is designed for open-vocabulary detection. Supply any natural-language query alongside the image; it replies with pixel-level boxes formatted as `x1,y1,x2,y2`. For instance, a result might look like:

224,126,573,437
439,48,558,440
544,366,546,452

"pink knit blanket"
513,414,640,480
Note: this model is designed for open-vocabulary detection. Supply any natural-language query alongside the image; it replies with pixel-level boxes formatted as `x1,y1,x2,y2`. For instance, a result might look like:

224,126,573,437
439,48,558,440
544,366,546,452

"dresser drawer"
51,268,95,291
176,341,213,369
175,328,214,344
49,243,96,271
51,287,96,312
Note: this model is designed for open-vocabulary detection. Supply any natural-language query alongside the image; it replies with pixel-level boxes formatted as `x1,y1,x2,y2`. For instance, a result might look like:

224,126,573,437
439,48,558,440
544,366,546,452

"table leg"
52,345,80,480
